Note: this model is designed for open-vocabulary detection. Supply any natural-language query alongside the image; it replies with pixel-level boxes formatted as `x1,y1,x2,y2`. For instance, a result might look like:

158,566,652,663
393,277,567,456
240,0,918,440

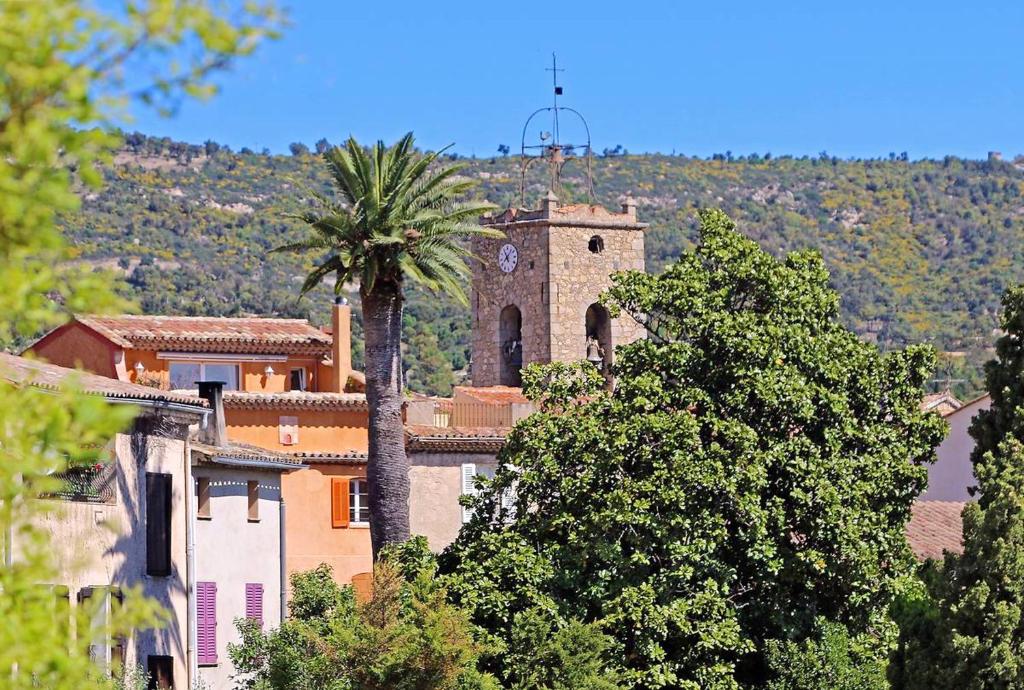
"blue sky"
125,0,1024,160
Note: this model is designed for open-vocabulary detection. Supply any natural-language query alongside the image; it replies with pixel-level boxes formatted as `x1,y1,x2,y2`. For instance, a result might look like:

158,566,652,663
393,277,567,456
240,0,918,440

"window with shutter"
245,583,264,628
77,586,102,666
77,586,125,673
461,464,476,523
146,473,172,576
349,478,369,525
331,476,349,528
196,581,217,665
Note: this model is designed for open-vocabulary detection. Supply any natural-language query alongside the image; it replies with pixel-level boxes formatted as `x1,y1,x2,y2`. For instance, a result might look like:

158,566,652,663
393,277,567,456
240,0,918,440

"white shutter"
500,481,517,520
461,464,476,523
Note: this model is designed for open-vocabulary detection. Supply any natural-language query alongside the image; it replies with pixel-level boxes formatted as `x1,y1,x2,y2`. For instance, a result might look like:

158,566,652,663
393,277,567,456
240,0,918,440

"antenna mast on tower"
519,53,595,206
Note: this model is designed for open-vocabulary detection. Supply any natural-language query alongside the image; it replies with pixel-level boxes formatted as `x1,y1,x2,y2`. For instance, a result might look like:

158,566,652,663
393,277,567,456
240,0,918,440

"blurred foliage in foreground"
0,0,280,686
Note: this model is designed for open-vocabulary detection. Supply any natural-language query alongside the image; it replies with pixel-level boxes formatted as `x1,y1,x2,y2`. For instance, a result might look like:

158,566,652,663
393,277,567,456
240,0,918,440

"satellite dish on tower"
519,53,596,206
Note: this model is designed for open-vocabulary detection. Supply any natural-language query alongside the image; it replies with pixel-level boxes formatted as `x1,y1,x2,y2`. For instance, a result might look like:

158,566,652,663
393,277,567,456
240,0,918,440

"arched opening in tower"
585,303,612,374
499,304,523,387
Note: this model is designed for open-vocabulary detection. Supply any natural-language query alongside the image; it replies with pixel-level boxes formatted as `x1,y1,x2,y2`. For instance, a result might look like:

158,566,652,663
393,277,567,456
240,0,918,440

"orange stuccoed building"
29,301,375,585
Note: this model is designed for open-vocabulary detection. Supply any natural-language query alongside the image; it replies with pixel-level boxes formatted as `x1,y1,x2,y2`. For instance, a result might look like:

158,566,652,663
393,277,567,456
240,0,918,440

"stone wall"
546,224,646,367
470,197,647,386
470,223,552,387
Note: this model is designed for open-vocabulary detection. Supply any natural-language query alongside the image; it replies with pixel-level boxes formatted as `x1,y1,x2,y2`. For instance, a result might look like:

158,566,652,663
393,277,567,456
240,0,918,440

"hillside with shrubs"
58,133,1024,396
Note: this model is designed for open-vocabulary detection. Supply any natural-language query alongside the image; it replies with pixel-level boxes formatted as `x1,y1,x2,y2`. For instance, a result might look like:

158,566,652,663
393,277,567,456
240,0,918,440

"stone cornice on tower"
480,194,648,231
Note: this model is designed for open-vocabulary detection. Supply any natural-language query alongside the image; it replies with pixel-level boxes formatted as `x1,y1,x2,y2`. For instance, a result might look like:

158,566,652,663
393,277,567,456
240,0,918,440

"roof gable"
74,314,333,356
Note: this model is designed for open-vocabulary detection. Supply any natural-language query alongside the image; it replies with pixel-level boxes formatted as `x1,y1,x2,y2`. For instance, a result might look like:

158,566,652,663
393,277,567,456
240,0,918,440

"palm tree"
276,133,498,558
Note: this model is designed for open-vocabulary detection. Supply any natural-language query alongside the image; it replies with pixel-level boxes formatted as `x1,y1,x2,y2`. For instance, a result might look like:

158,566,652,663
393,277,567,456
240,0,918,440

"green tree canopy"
895,286,1024,689
441,209,945,688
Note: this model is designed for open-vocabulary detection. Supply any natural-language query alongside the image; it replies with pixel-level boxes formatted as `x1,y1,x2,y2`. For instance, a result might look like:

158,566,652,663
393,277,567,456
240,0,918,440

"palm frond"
299,256,346,296
279,132,495,304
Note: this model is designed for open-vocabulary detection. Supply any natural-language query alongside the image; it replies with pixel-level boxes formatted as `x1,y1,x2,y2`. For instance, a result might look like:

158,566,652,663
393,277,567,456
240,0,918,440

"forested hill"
59,134,1024,397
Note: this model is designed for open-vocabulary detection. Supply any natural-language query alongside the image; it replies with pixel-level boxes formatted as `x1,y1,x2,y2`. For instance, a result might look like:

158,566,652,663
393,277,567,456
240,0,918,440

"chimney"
621,196,637,220
541,189,559,216
197,381,227,447
332,296,352,393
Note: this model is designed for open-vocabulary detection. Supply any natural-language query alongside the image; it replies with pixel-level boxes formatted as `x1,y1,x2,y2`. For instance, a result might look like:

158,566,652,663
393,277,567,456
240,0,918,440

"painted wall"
922,395,991,502
33,417,192,687
280,464,371,585
29,322,122,379
194,466,284,690
409,452,498,551
225,407,368,454
123,349,322,394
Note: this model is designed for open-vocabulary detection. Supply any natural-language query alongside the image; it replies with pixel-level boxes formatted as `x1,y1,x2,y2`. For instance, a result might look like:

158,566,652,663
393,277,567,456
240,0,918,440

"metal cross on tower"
546,53,565,144
518,53,595,205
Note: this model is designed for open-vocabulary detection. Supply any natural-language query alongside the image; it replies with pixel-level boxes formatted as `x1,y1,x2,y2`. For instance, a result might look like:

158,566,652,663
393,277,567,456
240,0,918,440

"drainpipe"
279,495,287,621
185,438,198,686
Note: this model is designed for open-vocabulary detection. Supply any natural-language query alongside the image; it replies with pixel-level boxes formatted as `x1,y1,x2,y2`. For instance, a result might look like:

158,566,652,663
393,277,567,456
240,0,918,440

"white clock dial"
498,243,518,273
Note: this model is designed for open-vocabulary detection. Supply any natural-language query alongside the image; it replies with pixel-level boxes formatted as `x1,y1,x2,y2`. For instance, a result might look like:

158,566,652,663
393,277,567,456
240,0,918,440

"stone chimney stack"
197,381,227,447
332,296,352,393
621,196,637,220
541,189,559,216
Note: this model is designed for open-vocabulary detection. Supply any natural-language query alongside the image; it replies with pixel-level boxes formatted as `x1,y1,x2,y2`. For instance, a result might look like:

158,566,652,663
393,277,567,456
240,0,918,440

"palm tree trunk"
361,280,410,558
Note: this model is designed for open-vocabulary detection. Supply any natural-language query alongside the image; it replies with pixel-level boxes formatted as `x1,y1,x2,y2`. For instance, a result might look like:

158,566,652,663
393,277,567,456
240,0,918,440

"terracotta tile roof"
291,451,368,465
907,501,966,560
192,441,304,470
0,353,207,408
455,385,530,405
921,391,964,417
75,314,333,355
405,425,509,453
221,390,368,410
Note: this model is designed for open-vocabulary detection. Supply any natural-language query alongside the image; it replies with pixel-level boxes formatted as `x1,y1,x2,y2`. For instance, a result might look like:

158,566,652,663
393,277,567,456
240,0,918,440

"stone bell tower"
469,192,647,387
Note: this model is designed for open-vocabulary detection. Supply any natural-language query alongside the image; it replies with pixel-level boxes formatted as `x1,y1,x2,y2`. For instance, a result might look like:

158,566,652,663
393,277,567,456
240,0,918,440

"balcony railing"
44,463,116,504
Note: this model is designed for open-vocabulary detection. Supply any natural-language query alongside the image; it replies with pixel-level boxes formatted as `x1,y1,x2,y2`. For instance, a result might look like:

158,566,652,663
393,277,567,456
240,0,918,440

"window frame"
168,361,241,391
77,586,125,674
147,655,175,689
145,473,172,577
289,367,307,392
349,478,369,526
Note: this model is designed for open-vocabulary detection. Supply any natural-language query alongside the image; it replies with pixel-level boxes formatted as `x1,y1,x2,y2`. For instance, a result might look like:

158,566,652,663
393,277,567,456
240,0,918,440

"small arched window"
588,235,604,253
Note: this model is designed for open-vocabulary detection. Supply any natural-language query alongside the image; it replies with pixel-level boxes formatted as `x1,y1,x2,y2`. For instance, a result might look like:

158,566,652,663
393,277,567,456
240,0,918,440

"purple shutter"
245,583,264,628
197,581,217,665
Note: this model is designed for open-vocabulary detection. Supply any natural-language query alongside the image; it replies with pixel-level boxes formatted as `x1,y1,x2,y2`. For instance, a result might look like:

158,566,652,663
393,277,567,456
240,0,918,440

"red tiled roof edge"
907,500,966,561
404,425,510,453
75,314,333,356
0,353,207,408
221,391,368,410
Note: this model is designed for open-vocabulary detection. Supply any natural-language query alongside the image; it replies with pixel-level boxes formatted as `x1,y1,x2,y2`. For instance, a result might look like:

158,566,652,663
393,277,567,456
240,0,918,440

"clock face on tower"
498,243,518,273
